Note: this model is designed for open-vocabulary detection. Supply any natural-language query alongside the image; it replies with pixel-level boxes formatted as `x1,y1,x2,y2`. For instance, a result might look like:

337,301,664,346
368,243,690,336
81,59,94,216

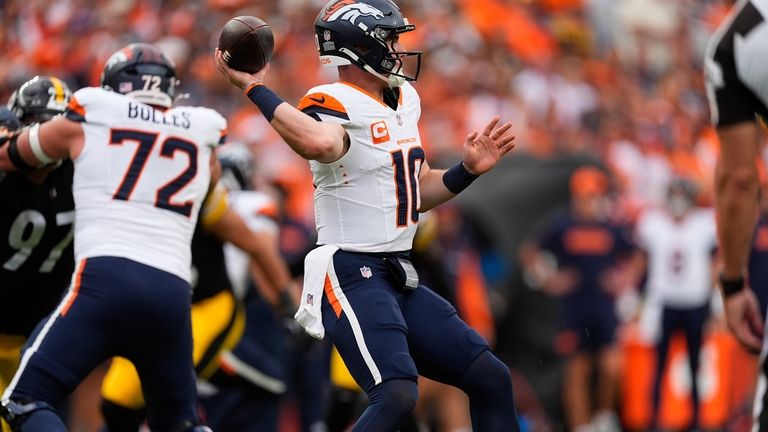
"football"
218,16,274,74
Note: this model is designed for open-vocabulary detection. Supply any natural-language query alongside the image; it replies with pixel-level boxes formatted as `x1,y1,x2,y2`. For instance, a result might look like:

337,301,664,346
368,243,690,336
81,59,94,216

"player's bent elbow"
298,136,341,162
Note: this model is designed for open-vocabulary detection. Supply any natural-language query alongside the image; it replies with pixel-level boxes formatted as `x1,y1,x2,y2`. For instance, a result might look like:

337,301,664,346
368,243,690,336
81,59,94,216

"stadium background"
0,0,760,431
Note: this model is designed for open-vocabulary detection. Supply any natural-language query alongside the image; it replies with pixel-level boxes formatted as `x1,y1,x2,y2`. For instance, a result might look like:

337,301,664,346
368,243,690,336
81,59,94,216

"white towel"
294,245,339,339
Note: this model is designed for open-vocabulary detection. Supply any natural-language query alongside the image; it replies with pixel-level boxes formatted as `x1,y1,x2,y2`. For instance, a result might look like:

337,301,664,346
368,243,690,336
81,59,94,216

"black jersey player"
0,76,74,397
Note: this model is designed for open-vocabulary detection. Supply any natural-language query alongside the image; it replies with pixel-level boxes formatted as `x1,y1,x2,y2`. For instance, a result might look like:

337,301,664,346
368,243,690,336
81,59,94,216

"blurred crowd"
0,0,733,215
1,0,760,431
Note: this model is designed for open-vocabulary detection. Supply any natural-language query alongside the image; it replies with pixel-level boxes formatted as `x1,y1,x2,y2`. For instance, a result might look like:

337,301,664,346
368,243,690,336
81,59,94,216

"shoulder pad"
297,90,349,123
65,87,122,123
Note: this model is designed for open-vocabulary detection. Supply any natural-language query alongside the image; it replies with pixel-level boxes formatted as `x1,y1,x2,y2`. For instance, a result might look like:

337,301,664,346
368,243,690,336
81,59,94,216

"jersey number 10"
391,147,425,227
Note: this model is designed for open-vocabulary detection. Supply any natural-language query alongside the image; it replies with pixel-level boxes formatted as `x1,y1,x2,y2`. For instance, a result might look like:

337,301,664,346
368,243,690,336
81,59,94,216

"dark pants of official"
202,291,286,432
652,303,708,429
4,256,197,432
321,250,519,432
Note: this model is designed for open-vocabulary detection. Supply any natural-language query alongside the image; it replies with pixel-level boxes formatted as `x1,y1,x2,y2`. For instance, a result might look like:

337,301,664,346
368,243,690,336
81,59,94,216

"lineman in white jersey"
0,43,223,432
636,179,718,430
216,1,520,430
706,0,768,430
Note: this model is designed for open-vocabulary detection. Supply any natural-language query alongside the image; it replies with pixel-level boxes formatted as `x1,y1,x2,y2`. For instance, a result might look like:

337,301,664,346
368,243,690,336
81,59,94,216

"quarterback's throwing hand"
462,116,515,175
214,49,269,90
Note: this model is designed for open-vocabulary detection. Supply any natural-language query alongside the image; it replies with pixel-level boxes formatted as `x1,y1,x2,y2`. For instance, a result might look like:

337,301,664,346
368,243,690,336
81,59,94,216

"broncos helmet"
218,143,255,192
101,43,178,108
7,76,72,126
0,107,21,133
315,0,421,88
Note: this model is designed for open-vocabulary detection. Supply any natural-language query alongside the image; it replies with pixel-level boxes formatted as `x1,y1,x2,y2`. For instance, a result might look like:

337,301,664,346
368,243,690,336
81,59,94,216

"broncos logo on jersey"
323,0,385,25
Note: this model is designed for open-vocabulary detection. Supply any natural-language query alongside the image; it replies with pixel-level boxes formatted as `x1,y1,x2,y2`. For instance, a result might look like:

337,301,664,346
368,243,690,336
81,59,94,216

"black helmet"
666,177,698,216
315,0,421,87
667,177,698,201
7,76,72,125
101,43,178,108
218,144,254,192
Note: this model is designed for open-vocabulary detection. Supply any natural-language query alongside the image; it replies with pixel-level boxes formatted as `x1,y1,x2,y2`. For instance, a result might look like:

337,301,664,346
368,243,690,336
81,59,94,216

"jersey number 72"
109,129,198,217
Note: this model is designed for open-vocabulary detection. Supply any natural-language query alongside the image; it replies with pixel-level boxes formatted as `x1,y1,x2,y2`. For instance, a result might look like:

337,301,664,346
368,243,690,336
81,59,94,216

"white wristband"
28,123,55,165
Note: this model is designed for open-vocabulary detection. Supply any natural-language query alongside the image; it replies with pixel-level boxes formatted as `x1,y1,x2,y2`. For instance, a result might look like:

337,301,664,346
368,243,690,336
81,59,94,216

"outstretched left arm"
419,116,515,212
0,116,83,171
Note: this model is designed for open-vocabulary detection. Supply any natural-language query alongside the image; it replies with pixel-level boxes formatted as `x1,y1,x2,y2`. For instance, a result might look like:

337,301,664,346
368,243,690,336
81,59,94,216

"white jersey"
67,87,226,282
635,208,717,307
223,190,279,299
298,82,424,252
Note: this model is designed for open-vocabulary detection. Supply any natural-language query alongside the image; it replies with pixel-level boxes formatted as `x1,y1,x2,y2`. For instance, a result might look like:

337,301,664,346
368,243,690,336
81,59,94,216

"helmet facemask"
373,26,422,87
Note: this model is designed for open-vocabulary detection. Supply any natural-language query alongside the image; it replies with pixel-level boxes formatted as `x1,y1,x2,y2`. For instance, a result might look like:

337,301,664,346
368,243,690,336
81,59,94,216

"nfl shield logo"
360,266,373,278
306,293,314,306
119,82,133,93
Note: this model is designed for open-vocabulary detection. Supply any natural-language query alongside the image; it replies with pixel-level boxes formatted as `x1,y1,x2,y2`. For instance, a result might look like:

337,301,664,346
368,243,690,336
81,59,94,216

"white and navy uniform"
705,2,768,430
2,87,226,431
636,209,717,312
296,82,488,392
635,208,717,428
